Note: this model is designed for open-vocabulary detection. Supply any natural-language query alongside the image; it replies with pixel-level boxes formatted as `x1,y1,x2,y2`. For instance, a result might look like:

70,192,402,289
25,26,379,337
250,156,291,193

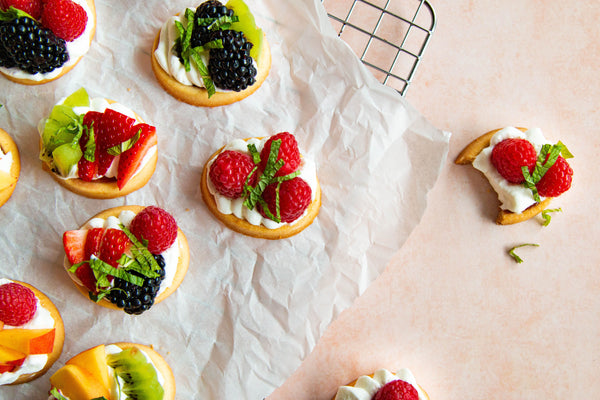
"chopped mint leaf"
247,143,261,164
88,257,144,286
83,123,96,162
197,15,239,31
119,223,161,275
50,387,70,400
541,207,562,226
557,141,574,159
107,127,140,156
508,243,539,263
521,143,564,202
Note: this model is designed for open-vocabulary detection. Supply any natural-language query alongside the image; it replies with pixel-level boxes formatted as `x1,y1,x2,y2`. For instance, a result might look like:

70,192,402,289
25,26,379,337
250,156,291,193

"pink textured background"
270,1,600,399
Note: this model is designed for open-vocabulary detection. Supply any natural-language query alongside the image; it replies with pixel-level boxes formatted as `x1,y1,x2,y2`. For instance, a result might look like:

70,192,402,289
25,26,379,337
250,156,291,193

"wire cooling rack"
323,0,436,96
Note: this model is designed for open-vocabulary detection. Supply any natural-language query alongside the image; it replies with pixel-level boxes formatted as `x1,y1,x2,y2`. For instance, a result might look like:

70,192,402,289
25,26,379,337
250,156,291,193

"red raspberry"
490,138,537,184
0,283,37,326
536,155,573,197
99,228,131,268
209,150,257,198
130,206,178,254
373,379,419,400
259,132,301,177
1,0,43,19
41,0,87,42
259,177,311,223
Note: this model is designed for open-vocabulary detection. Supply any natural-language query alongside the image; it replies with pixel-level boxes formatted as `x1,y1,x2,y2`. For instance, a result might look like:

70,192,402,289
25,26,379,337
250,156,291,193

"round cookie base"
455,127,555,225
151,30,271,107
0,0,96,85
64,205,190,312
201,146,321,239
111,342,176,400
0,128,20,208
7,280,65,385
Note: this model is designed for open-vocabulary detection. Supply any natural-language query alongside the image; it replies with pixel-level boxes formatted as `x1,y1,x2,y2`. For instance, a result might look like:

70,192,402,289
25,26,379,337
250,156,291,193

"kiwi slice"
52,143,82,176
226,0,263,63
107,347,164,400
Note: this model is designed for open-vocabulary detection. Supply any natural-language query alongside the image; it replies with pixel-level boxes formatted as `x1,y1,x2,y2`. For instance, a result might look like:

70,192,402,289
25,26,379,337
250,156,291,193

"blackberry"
190,0,234,48
208,30,256,91
0,16,68,74
107,255,166,315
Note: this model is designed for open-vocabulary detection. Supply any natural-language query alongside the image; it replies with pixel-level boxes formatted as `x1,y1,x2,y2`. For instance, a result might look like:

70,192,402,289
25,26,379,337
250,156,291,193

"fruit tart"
0,0,96,85
455,126,574,225
151,0,271,107
333,369,429,400
39,88,158,199
201,131,321,239
0,279,65,385
0,128,20,207
62,205,190,315
49,342,175,400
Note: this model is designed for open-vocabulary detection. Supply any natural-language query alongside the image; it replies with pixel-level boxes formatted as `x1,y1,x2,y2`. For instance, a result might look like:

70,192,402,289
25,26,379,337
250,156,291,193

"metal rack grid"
323,0,436,96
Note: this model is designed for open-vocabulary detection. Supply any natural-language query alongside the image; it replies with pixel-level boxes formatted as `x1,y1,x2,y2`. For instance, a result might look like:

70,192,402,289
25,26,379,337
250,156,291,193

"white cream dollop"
472,126,551,214
0,278,56,386
334,368,427,400
206,137,318,229
0,148,13,175
0,0,95,81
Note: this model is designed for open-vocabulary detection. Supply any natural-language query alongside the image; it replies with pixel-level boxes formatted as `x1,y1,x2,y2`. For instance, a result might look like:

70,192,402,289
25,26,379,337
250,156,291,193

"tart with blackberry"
0,128,20,208
0,0,96,85
456,126,573,224
39,88,158,199
49,342,175,400
0,279,65,385
151,0,271,107
333,369,429,400
201,131,321,239
62,205,190,315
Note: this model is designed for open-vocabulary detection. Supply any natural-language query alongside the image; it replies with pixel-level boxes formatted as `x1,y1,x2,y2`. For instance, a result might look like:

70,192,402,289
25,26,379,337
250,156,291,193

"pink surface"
270,1,600,399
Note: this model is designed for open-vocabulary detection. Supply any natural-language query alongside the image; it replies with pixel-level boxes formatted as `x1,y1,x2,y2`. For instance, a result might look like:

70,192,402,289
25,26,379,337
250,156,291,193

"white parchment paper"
0,0,450,398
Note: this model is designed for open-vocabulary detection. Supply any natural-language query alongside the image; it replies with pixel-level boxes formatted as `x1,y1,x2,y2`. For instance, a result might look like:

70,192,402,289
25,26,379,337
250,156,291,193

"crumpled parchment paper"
0,0,450,398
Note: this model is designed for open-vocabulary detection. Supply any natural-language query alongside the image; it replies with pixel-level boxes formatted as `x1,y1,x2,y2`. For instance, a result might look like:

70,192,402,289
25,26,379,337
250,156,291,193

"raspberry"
0,282,37,326
130,206,178,254
259,132,301,177
536,155,573,197
260,177,311,223
372,379,419,400
1,0,43,19
490,138,537,184
209,150,257,198
41,0,87,42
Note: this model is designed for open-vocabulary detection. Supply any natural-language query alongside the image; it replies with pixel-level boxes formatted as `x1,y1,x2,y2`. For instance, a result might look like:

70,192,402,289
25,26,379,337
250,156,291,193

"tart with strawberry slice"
0,0,96,85
201,131,321,239
0,279,65,385
62,205,190,315
39,87,158,199
455,126,574,224
0,128,20,208
49,342,176,400
151,0,271,107
333,368,429,400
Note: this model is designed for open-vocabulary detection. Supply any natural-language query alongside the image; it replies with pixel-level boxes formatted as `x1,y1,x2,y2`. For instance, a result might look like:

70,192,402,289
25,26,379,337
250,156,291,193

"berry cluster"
209,132,312,224
62,206,179,315
0,0,87,74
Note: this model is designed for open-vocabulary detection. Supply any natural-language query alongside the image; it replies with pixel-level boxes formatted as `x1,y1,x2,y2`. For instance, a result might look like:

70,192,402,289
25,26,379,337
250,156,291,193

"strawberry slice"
99,229,131,268
74,264,97,294
74,227,106,294
63,229,88,264
117,124,157,190
94,109,136,176
78,111,103,182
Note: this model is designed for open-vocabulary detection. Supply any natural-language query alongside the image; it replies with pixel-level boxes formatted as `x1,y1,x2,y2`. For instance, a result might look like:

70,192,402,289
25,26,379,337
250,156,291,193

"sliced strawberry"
63,229,88,264
84,227,105,258
78,111,103,182
99,229,131,268
74,263,97,294
116,124,157,190
96,109,136,150
96,150,115,176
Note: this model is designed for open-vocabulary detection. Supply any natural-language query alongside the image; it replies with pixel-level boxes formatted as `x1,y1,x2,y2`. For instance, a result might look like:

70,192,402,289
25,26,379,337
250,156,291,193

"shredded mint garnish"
541,207,562,226
107,127,140,156
83,122,96,161
197,15,239,31
557,141,574,159
521,143,565,202
50,388,70,400
119,223,161,275
508,243,539,263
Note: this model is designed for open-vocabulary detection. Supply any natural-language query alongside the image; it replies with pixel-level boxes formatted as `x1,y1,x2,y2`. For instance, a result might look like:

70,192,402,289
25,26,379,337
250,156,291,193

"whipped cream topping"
334,368,427,400
0,278,56,386
0,148,13,175
472,127,551,214
0,0,95,81
65,210,180,298
206,137,318,229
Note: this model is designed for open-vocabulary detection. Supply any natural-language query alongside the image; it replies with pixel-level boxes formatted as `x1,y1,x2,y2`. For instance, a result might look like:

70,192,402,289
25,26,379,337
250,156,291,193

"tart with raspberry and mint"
333,368,429,400
201,131,321,239
0,279,65,385
0,0,96,85
62,205,190,315
39,87,158,199
151,0,271,107
456,126,574,224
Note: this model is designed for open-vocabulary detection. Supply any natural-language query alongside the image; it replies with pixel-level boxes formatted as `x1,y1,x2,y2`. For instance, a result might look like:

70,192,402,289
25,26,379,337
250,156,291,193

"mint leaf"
557,141,574,159
50,387,70,400
119,223,161,275
83,123,96,162
541,207,562,226
197,15,239,31
88,258,144,286
508,243,539,264
522,143,565,201
106,127,140,156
